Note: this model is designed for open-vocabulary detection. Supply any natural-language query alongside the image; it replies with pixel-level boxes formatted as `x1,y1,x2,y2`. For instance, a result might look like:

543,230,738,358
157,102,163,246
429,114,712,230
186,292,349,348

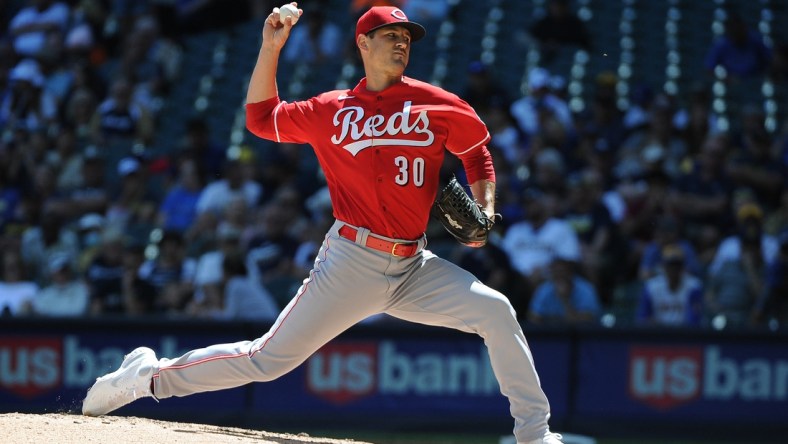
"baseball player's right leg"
153,232,392,399
84,227,391,415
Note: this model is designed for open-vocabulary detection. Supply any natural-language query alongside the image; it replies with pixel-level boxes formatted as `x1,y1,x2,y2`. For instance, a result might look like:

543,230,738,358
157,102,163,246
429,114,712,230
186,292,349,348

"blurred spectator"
196,159,262,216
676,85,718,156
636,244,703,327
564,169,625,303
527,256,602,325
764,188,788,236
63,87,99,144
120,243,156,315
91,76,154,145
510,67,574,138
1,59,58,132
580,87,626,161
501,190,581,296
257,142,322,197
157,156,204,233
196,251,279,321
0,248,39,317
85,227,127,315
30,253,89,317
18,125,53,180
462,62,524,166
183,210,220,258
667,133,734,247
8,0,71,59
0,169,23,235
619,170,671,245
704,12,772,79
639,214,702,280
528,0,591,63
705,203,775,327
75,212,104,272
527,147,567,196
462,61,512,119
726,128,783,208
708,202,779,275
283,8,342,65
753,231,788,326
176,117,227,183
292,186,333,276
245,200,301,288
118,14,183,113
22,162,66,225
54,125,85,193
105,156,159,242
192,224,242,312
581,136,627,222
617,94,687,181
20,206,79,284
220,195,251,242
268,183,309,239
138,230,196,313
63,145,109,219
622,83,654,133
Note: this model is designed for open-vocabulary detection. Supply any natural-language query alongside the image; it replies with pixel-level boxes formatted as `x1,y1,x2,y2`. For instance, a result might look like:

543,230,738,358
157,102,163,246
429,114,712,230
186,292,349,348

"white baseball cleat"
542,432,564,444
516,431,564,444
82,347,158,416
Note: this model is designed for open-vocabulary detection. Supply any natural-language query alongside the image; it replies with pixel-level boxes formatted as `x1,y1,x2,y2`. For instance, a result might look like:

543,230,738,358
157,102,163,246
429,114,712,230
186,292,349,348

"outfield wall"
1,318,786,440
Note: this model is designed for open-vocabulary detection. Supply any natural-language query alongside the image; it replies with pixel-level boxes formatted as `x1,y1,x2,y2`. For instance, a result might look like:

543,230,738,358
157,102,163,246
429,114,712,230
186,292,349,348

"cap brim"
367,21,426,42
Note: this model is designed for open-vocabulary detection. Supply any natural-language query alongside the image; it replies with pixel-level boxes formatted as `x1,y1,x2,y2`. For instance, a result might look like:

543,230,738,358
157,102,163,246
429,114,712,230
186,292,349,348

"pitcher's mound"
1,413,372,444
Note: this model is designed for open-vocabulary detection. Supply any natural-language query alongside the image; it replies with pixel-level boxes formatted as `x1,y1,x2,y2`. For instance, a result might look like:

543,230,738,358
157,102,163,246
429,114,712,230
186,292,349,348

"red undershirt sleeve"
442,99,495,185
457,144,496,184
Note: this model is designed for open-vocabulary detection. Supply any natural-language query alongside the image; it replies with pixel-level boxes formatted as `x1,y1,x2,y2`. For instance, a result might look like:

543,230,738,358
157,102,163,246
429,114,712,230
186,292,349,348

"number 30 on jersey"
394,156,425,187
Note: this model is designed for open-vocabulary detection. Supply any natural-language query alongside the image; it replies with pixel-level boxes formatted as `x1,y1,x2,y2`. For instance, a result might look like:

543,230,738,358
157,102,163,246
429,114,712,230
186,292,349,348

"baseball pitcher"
82,4,562,444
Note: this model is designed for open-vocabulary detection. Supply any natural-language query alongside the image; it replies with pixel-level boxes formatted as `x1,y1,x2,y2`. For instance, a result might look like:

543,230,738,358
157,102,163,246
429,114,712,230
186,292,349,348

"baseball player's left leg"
385,252,552,444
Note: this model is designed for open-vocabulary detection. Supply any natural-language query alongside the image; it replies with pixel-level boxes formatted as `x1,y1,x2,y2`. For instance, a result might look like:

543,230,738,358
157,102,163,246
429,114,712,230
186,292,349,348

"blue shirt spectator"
158,157,203,233
704,14,771,78
528,257,602,324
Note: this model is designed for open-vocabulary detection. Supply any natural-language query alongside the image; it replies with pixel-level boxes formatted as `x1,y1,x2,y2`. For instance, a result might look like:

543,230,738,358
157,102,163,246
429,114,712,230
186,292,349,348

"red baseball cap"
356,6,426,42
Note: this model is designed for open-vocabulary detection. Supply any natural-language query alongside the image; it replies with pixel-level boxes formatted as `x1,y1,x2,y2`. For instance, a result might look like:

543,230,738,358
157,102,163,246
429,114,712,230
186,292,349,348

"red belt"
338,225,421,258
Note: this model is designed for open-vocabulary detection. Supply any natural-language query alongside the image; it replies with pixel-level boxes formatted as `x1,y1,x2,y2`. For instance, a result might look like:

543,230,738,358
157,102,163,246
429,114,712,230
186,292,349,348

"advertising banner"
574,338,788,424
0,321,570,427
0,328,248,416
251,336,571,423
3,319,786,436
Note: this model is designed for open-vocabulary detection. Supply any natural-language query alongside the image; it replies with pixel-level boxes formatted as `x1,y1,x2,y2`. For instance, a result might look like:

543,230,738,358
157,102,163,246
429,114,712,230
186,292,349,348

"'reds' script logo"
331,101,435,156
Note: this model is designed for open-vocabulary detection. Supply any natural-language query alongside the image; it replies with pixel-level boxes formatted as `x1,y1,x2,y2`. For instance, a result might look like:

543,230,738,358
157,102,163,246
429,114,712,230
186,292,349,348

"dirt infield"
2,413,372,444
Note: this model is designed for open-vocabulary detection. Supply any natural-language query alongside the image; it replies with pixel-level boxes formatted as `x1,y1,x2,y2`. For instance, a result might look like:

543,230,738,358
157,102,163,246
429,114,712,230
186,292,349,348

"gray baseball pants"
152,220,551,442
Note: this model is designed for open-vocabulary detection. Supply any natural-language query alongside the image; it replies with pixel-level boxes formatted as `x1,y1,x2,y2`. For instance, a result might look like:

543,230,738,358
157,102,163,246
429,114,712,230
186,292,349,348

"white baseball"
277,4,300,25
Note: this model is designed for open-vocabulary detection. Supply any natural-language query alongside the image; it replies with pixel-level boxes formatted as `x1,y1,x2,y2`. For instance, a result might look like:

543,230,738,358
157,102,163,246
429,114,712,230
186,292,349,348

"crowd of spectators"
1,0,787,331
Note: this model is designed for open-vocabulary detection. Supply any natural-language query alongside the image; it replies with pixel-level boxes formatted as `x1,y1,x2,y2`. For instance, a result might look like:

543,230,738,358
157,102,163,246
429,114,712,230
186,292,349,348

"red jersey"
246,76,493,240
